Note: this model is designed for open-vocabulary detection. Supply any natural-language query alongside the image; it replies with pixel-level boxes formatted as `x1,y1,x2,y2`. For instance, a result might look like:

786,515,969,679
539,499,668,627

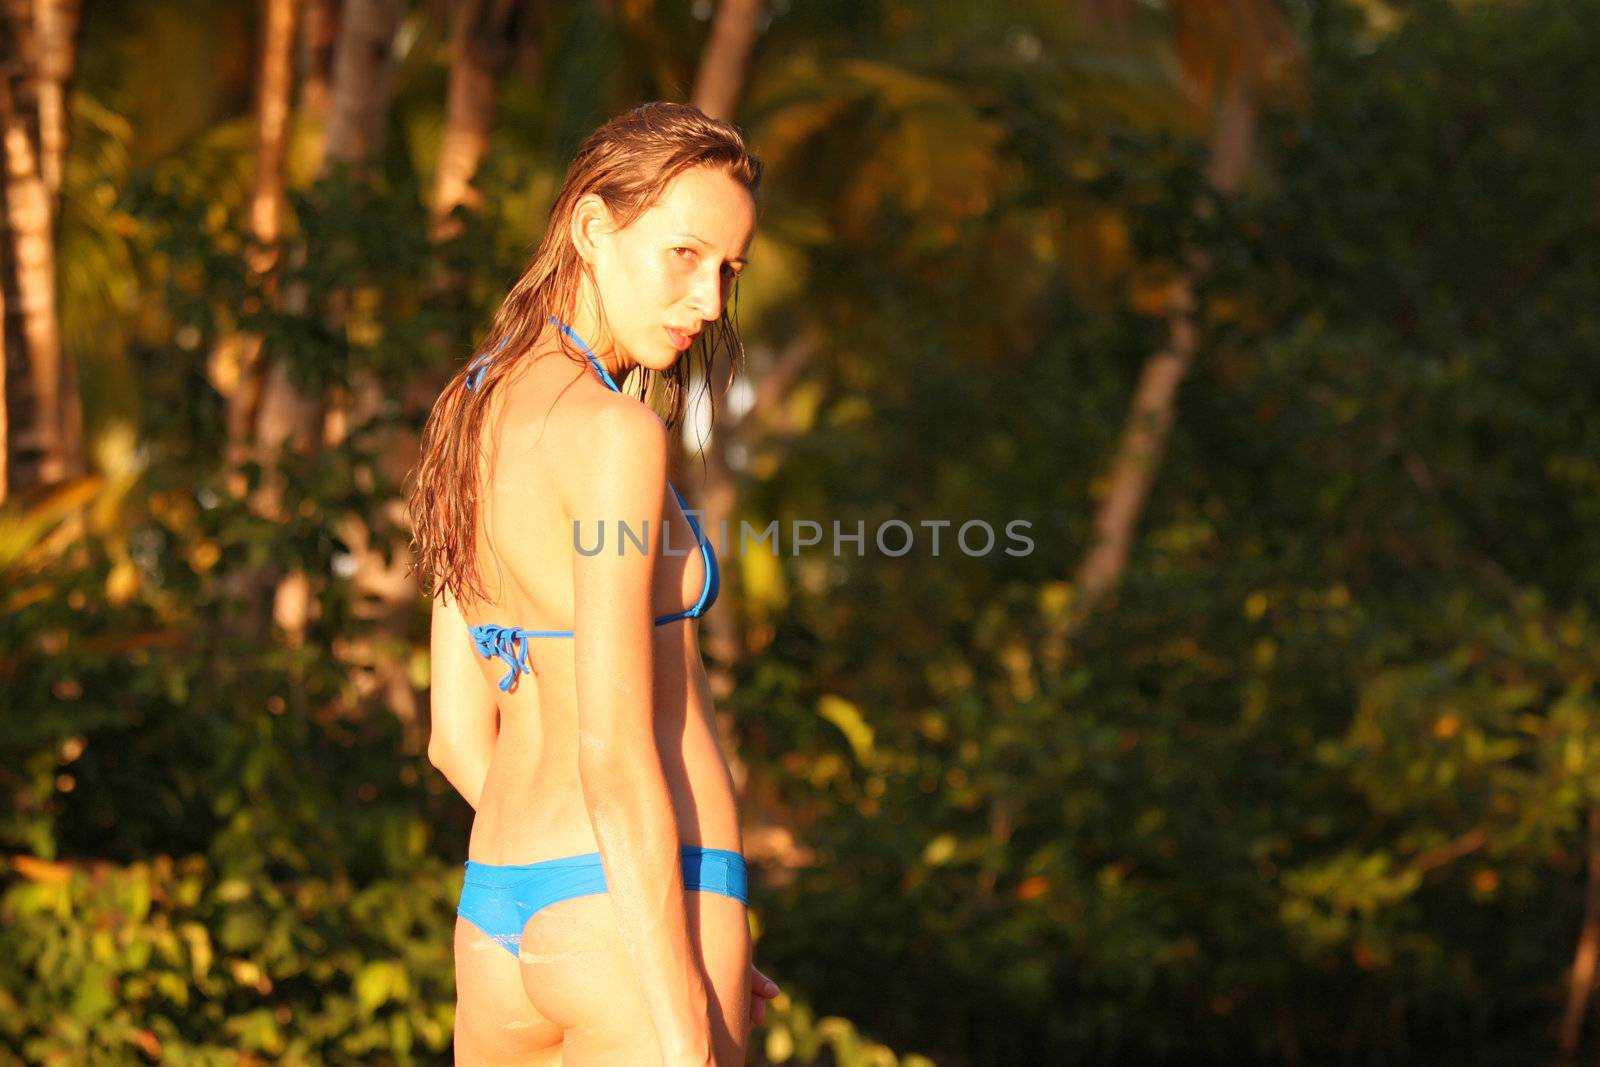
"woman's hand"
750,963,780,1025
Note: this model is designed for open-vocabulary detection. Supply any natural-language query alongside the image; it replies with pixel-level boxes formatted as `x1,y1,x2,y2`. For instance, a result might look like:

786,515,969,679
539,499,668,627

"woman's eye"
674,247,696,260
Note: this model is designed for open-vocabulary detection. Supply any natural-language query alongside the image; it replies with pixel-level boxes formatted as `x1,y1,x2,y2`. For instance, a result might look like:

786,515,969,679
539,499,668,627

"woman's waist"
469,749,742,866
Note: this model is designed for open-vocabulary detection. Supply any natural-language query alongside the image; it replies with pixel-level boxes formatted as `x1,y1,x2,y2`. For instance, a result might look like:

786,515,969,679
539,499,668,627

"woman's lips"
666,327,695,351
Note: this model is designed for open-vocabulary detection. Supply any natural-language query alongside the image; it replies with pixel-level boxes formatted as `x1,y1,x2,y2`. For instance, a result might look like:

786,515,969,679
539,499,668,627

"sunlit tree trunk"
256,0,401,642
1558,802,1600,1065
690,0,762,124
1069,0,1288,627
322,0,502,732
247,0,297,306
683,0,827,871
224,0,299,485
333,0,531,737
323,0,399,172
679,0,764,725
305,0,414,726
31,0,73,207
0,279,6,502
432,0,526,240
0,0,81,499
684,0,766,667
298,0,340,129
241,0,335,478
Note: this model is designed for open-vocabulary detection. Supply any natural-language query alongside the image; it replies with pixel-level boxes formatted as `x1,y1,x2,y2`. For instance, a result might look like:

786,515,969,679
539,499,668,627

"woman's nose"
688,268,723,322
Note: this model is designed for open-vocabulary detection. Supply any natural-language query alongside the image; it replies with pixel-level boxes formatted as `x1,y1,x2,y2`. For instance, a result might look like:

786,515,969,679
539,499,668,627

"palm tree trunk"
334,0,530,737
289,0,412,721
680,0,767,666
689,0,763,123
298,0,340,119
323,0,400,172
250,0,364,468
1067,0,1297,627
1069,72,1256,628
225,0,299,485
0,270,6,504
683,2,845,881
254,0,401,642
289,0,339,166
31,0,75,207
432,0,524,240
1558,802,1600,1065
0,0,80,496
247,0,297,286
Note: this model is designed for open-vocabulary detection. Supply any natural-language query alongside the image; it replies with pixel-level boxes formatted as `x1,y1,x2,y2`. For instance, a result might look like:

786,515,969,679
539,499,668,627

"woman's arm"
567,400,713,1065
426,590,499,810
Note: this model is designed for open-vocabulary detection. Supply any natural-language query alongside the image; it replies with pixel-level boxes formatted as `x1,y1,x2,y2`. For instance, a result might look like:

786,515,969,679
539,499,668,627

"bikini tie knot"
469,624,531,692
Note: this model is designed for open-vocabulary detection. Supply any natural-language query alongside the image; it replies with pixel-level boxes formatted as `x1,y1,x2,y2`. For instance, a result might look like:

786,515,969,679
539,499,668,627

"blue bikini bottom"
457,845,750,959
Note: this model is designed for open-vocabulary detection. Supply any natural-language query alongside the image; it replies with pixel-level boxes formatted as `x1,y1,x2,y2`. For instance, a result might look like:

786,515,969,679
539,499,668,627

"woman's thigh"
453,916,564,1065
518,889,752,1065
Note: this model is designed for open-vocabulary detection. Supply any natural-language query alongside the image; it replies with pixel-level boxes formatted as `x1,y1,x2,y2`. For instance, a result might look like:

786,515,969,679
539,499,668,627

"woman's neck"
555,303,633,382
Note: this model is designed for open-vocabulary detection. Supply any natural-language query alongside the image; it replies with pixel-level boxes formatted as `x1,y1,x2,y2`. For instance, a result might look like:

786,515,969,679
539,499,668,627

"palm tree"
690,0,762,125
432,0,529,240
682,0,767,673
224,0,299,485
1,0,83,501
323,0,402,171
1560,806,1600,1063
298,0,340,127
1069,0,1302,628
254,0,404,642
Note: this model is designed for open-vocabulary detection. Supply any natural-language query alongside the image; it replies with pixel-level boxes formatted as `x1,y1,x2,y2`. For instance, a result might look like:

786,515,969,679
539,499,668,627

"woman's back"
459,332,737,867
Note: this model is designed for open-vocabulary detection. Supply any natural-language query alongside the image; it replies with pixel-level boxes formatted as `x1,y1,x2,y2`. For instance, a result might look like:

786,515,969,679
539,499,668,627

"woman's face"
574,165,756,373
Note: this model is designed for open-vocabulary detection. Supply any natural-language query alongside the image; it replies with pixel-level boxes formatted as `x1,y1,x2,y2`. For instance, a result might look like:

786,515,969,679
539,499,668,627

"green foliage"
0,853,460,1065
725,0,1600,1062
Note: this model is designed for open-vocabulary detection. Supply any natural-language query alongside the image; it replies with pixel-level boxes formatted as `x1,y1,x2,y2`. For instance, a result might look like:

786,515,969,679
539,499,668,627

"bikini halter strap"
462,318,623,394
548,316,624,394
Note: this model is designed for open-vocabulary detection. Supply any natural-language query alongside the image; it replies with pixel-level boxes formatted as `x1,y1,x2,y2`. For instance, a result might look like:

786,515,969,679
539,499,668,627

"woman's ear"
569,193,613,267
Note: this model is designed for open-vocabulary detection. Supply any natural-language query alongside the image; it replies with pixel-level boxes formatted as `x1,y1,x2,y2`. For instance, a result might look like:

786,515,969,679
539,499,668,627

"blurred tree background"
3,0,1599,1063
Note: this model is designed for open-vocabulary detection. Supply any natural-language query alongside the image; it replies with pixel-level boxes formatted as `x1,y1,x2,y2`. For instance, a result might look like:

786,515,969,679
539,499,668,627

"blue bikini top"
463,316,721,691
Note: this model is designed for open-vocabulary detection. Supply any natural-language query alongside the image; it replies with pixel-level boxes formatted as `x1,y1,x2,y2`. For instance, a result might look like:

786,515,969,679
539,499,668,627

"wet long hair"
407,102,763,606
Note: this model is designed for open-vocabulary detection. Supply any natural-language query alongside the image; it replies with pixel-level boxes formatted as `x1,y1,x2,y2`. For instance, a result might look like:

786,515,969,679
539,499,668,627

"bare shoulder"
552,388,669,522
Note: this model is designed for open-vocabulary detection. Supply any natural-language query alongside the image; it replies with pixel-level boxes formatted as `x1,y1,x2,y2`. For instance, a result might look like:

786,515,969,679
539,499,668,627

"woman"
408,102,778,1065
